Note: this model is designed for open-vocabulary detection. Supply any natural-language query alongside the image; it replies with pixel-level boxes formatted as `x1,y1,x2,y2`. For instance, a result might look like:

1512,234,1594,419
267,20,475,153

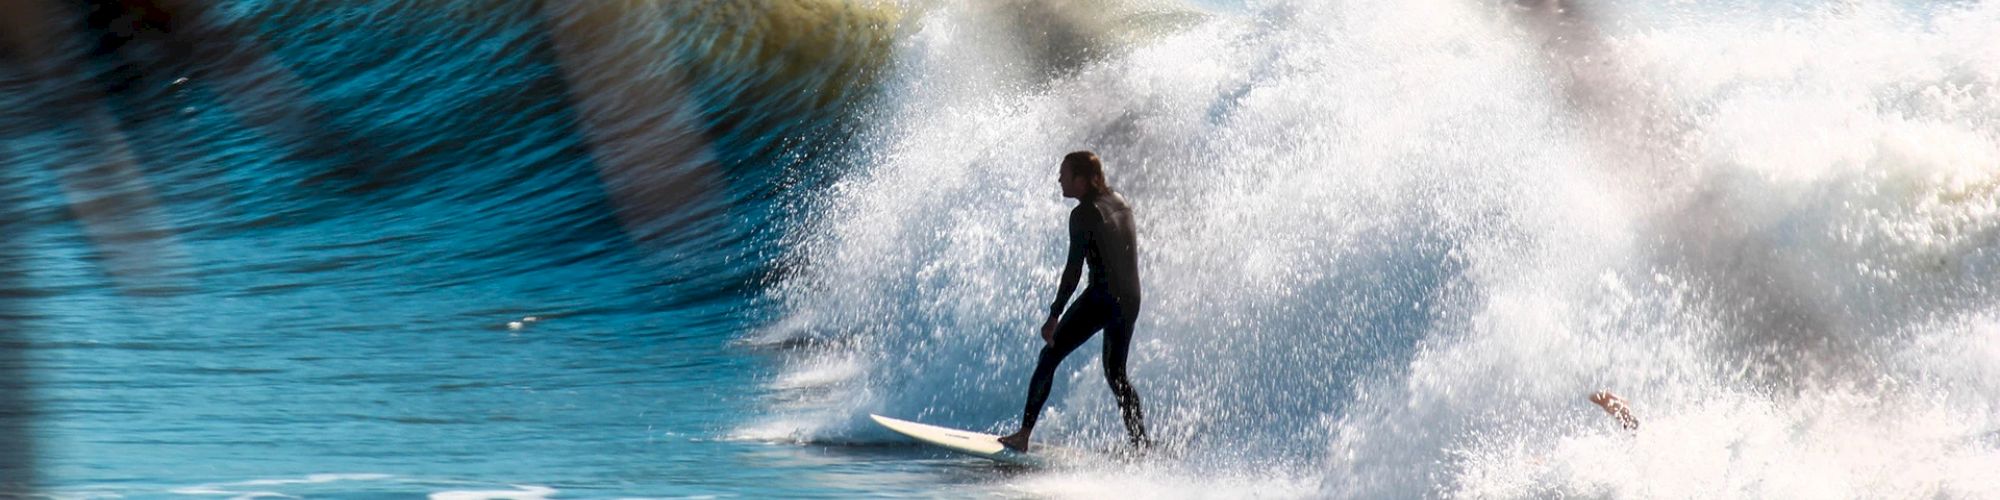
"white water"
748,1,2000,497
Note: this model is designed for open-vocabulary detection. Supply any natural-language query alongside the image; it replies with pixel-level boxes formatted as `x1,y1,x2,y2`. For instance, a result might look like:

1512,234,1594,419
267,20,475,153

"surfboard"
869,414,1070,466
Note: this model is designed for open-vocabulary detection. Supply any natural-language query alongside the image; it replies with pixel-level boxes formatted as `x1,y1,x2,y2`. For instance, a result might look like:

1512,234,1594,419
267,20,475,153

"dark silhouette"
999,151,1149,452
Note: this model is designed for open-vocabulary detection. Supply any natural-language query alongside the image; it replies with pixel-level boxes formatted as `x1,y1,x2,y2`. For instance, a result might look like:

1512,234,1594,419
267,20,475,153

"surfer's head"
1060,151,1110,199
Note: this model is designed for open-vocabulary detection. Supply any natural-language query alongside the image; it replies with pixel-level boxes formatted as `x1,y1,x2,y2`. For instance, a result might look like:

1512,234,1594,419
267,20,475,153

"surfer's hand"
1040,318,1057,343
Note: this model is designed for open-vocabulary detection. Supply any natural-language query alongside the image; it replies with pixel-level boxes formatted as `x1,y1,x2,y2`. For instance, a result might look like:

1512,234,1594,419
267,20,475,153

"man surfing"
998,151,1151,452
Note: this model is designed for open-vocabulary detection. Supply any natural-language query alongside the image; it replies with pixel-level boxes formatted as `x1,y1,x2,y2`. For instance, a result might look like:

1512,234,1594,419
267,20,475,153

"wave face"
750,0,2000,497
0,0,899,325
0,0,895,494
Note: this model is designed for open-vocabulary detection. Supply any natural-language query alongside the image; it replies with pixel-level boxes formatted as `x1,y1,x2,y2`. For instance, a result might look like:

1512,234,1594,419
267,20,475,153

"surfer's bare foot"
997,430,1031,452
1589,390,1639,430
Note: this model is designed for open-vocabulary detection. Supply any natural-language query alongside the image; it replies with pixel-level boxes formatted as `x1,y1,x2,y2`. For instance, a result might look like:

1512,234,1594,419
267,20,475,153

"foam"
428,485,558,500
750,0,2000,496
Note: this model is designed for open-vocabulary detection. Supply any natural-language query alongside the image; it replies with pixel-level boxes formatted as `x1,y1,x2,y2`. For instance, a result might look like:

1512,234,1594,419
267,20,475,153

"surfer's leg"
1101,300,1149,448
1022,302,1109,429
1005,293,1112,450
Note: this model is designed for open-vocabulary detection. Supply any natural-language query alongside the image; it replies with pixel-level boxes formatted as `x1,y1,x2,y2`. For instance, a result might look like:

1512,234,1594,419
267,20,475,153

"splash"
749,0,2000,497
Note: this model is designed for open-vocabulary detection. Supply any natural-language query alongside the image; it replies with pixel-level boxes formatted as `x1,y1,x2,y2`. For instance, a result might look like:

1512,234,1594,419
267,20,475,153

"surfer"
998,151,1151,452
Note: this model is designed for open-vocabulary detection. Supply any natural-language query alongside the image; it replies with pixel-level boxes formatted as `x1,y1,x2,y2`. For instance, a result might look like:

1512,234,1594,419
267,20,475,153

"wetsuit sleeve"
1049,207,1088,319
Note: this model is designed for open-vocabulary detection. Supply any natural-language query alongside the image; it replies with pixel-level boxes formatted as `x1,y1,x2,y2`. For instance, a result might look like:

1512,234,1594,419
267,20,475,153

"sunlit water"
3,0,1997,498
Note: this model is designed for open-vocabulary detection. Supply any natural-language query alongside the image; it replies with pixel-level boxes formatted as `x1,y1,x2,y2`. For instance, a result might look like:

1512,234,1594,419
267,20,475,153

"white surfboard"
869,414,1072,466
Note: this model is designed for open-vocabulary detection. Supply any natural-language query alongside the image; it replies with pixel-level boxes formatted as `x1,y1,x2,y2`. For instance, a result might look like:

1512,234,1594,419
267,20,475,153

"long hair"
1064,151,1112,196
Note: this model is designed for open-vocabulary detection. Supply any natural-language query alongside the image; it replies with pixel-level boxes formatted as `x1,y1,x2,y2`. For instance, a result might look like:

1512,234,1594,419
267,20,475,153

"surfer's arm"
1048,209,1088,321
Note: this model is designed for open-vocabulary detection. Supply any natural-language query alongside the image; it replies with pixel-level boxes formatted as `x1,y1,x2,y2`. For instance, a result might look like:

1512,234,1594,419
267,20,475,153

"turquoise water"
6,0,2000,498
4,0,906,496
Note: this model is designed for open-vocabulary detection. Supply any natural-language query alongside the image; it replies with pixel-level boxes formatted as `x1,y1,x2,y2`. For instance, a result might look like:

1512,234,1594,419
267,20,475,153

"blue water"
1,0,925,496
7,0,2000,498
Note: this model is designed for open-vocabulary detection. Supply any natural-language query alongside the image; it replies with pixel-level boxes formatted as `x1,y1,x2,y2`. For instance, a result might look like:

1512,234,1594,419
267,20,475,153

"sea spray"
752,0,2000,497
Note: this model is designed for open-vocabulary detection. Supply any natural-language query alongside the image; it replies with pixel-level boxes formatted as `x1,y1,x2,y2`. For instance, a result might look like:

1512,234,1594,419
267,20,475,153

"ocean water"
3,0,1998,498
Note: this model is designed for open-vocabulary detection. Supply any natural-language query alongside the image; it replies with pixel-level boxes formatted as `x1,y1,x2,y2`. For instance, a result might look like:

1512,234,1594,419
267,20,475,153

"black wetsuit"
1018,190,1149,447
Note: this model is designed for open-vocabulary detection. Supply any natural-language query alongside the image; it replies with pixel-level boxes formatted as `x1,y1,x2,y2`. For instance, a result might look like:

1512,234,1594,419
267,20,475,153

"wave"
0,0,909,320
750,0,2000,497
